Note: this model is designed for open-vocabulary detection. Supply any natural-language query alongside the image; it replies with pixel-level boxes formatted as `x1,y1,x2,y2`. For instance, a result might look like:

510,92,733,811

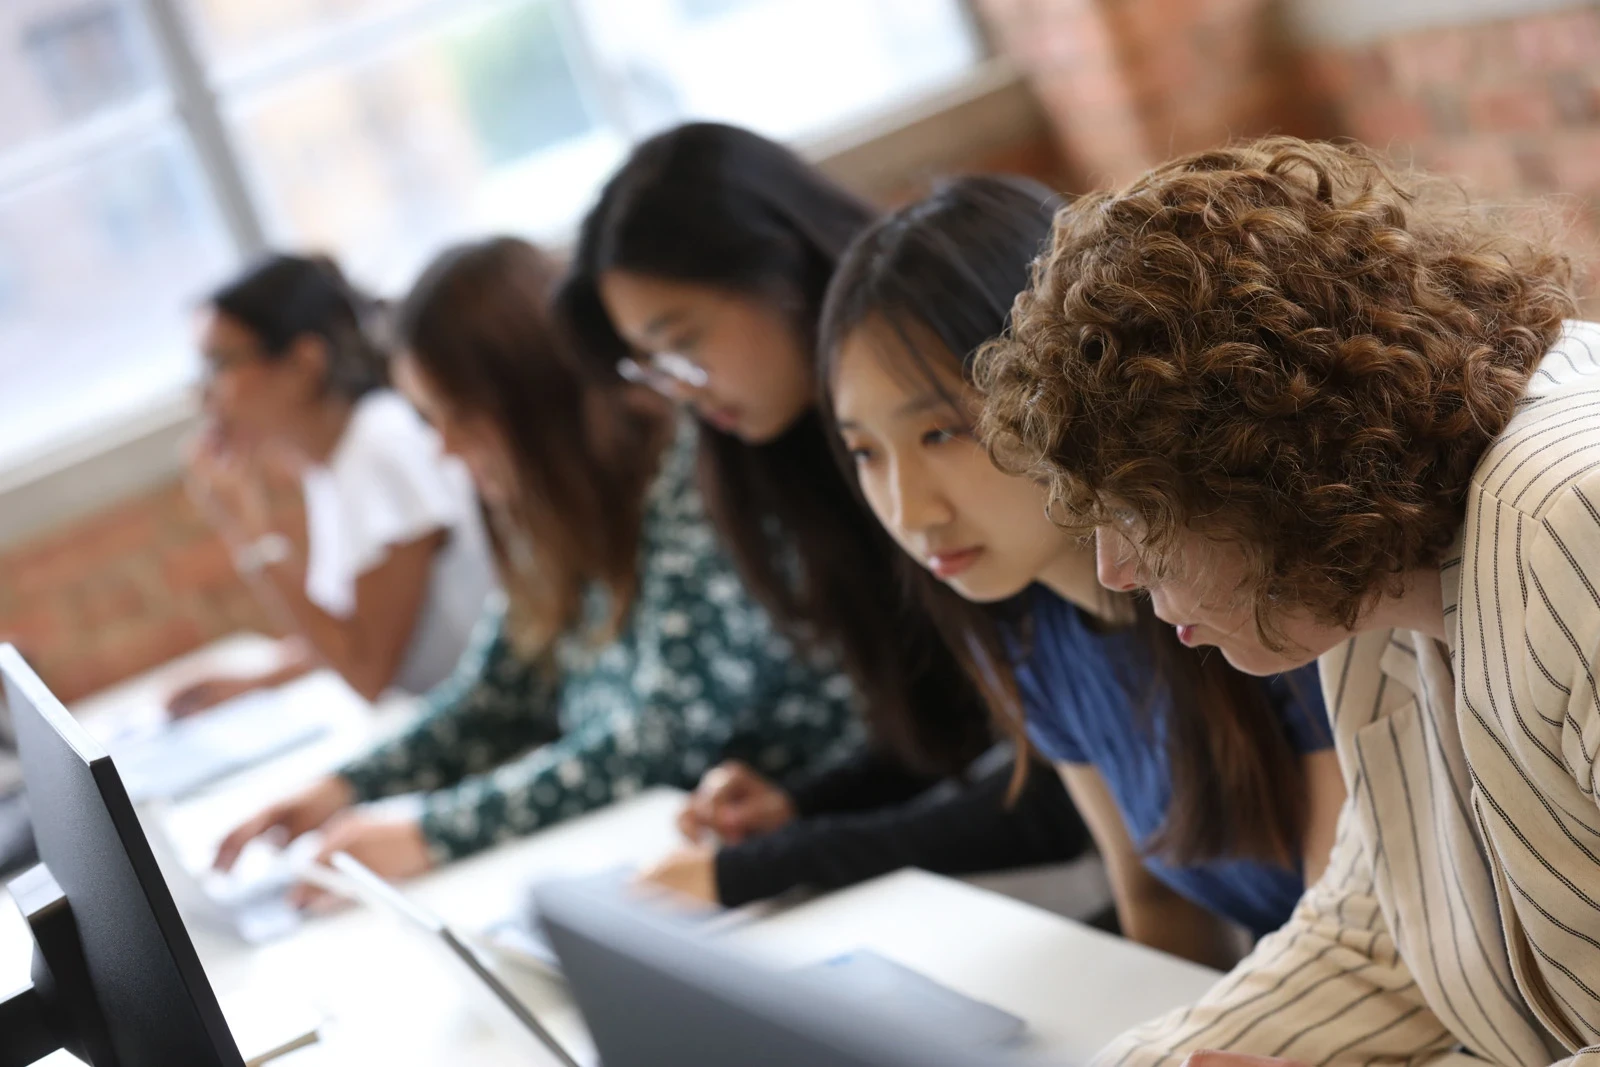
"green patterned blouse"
337,418,863,861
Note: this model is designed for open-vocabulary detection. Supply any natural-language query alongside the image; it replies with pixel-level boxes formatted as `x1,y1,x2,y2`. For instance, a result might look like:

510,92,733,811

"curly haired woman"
978,136,1595,1067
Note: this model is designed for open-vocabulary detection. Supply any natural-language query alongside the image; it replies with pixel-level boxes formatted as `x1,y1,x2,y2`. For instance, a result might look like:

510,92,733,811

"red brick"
74,575,153,632
1341,96,1433,147
1511,9,1600,71
1301,49,1357,101
1515,149,1561,192
0,603,71,656
8,506,161,595
1546,130,1600,194
1465,86,1558,135
1550,70,1600,127
1382,29,1470,93
58,616,207,703
1420,138,1523,194
161,536,243,595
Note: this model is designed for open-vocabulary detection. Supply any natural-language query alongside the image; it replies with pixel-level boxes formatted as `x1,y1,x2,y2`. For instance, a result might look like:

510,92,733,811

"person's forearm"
717,749,1089,907
784,746,939,817
1121,889,1242,970
255,639,319,688
248,557,383,693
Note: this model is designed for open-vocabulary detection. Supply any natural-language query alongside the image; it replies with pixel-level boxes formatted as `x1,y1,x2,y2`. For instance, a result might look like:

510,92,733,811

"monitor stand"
0,864,115,1067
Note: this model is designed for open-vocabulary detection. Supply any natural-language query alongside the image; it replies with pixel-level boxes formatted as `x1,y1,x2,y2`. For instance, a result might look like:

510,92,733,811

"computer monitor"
535,879,1031,1067
0,645,244,1067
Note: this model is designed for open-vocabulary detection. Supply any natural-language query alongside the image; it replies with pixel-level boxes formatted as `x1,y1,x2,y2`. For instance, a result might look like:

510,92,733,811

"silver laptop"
0,692,20,796
535,879,1043,1067
327,852,583,1067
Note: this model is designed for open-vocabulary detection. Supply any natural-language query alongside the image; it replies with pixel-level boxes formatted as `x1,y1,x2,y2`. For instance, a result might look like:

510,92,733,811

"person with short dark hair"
172,253,494,715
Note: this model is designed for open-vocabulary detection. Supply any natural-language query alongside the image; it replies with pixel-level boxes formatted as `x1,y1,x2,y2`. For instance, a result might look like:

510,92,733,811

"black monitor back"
2,645,243,1067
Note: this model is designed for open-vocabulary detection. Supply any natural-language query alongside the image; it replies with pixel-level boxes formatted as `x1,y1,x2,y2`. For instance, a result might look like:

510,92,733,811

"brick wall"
976,0,1600,290
977,0,1333,189
0,481,300,703
1301,6,1600,294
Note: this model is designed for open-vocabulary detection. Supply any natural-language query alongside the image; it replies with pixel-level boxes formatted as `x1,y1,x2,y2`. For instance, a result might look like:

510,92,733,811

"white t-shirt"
300,390,496,696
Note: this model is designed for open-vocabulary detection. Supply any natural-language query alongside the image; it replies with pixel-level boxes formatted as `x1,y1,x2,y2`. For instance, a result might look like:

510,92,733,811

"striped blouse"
1100,320,1600,1067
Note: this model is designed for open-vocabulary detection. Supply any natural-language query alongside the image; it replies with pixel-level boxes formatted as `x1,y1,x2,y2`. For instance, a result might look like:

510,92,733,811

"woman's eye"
922,425,968,447
847,444,875,464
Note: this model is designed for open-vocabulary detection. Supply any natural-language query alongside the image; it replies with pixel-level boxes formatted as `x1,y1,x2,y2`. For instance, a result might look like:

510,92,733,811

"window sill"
0,57,1045,550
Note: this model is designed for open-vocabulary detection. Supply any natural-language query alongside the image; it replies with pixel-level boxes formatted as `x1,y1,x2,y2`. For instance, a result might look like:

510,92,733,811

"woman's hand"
213,775,355,871
638,842,719,905
186,426,273,544
290,810,436,909
677,761,795,844
167,675,260,718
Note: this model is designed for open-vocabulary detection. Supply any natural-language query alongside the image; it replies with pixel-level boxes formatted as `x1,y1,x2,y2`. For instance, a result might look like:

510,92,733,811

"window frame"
0,0,1023,548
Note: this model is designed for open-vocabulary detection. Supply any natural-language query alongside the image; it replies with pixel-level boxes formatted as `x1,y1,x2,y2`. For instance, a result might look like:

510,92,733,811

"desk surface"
3,639,1221,1066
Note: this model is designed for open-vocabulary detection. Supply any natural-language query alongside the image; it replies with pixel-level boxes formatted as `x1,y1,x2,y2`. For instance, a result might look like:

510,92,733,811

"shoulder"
332,391,431,471
1471,321,1600,524
335,391,457,487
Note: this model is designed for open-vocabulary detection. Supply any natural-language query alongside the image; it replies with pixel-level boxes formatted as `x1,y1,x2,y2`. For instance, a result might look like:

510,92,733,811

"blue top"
1013,585,1330,938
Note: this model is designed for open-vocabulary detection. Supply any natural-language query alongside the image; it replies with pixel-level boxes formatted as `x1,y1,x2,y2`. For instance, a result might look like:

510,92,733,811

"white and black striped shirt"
1099,321,1600,1067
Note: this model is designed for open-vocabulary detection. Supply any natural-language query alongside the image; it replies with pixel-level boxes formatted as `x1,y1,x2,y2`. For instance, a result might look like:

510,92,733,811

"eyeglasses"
616,352,709,396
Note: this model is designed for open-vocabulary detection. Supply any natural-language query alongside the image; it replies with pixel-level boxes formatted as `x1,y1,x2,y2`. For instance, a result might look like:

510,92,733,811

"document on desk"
110,690,332,803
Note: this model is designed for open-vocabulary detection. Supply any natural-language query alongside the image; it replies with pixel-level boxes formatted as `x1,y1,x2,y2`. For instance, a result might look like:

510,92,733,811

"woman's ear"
286,333,331,397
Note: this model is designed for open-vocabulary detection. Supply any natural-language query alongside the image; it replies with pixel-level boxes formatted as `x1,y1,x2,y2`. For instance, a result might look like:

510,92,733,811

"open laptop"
535,878,1039,1067
323,851,584,1067
330,843,1031,1067
0,694,36,878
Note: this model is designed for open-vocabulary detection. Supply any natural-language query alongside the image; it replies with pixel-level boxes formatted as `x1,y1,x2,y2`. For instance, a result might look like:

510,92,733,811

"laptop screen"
0,681,20,796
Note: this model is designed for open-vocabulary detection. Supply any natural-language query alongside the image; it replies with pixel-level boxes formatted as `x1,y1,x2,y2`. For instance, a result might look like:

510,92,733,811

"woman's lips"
700,406,741,434
1176,624,1198,646
928,547,984,580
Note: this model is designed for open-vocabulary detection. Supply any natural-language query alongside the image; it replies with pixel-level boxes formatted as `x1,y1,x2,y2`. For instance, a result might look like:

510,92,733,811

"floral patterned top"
337,417,864,861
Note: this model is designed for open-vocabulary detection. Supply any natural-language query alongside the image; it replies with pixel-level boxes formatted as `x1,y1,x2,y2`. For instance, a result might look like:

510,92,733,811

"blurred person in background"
170,253,495,716
213,237,861,891
558,123,1092,909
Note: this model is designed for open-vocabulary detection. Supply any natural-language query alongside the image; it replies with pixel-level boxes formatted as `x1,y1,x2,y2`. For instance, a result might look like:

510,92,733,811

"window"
0,0,983,470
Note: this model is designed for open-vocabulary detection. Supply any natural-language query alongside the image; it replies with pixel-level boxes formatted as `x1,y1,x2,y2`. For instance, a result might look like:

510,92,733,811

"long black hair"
209,253,388,400
556,122,989,774
818,175,1308,867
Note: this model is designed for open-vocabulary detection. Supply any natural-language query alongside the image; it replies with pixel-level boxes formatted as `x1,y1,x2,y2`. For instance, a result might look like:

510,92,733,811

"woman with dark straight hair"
818,175,1345,967
173,253,495,715
213,237,859,887
561,124,1090,908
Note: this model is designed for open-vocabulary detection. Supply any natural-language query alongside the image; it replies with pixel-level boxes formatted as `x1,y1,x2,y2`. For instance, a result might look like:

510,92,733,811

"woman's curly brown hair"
977,136,1576,637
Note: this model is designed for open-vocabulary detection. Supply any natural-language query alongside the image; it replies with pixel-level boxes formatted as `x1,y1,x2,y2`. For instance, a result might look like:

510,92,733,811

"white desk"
3,639,1223,1066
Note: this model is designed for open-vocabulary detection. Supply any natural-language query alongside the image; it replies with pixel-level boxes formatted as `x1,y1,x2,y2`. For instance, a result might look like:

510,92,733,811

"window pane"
572,0,983,139
0,131,235,467
181,0,420,68
0,0,166,152
224,0,617,290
